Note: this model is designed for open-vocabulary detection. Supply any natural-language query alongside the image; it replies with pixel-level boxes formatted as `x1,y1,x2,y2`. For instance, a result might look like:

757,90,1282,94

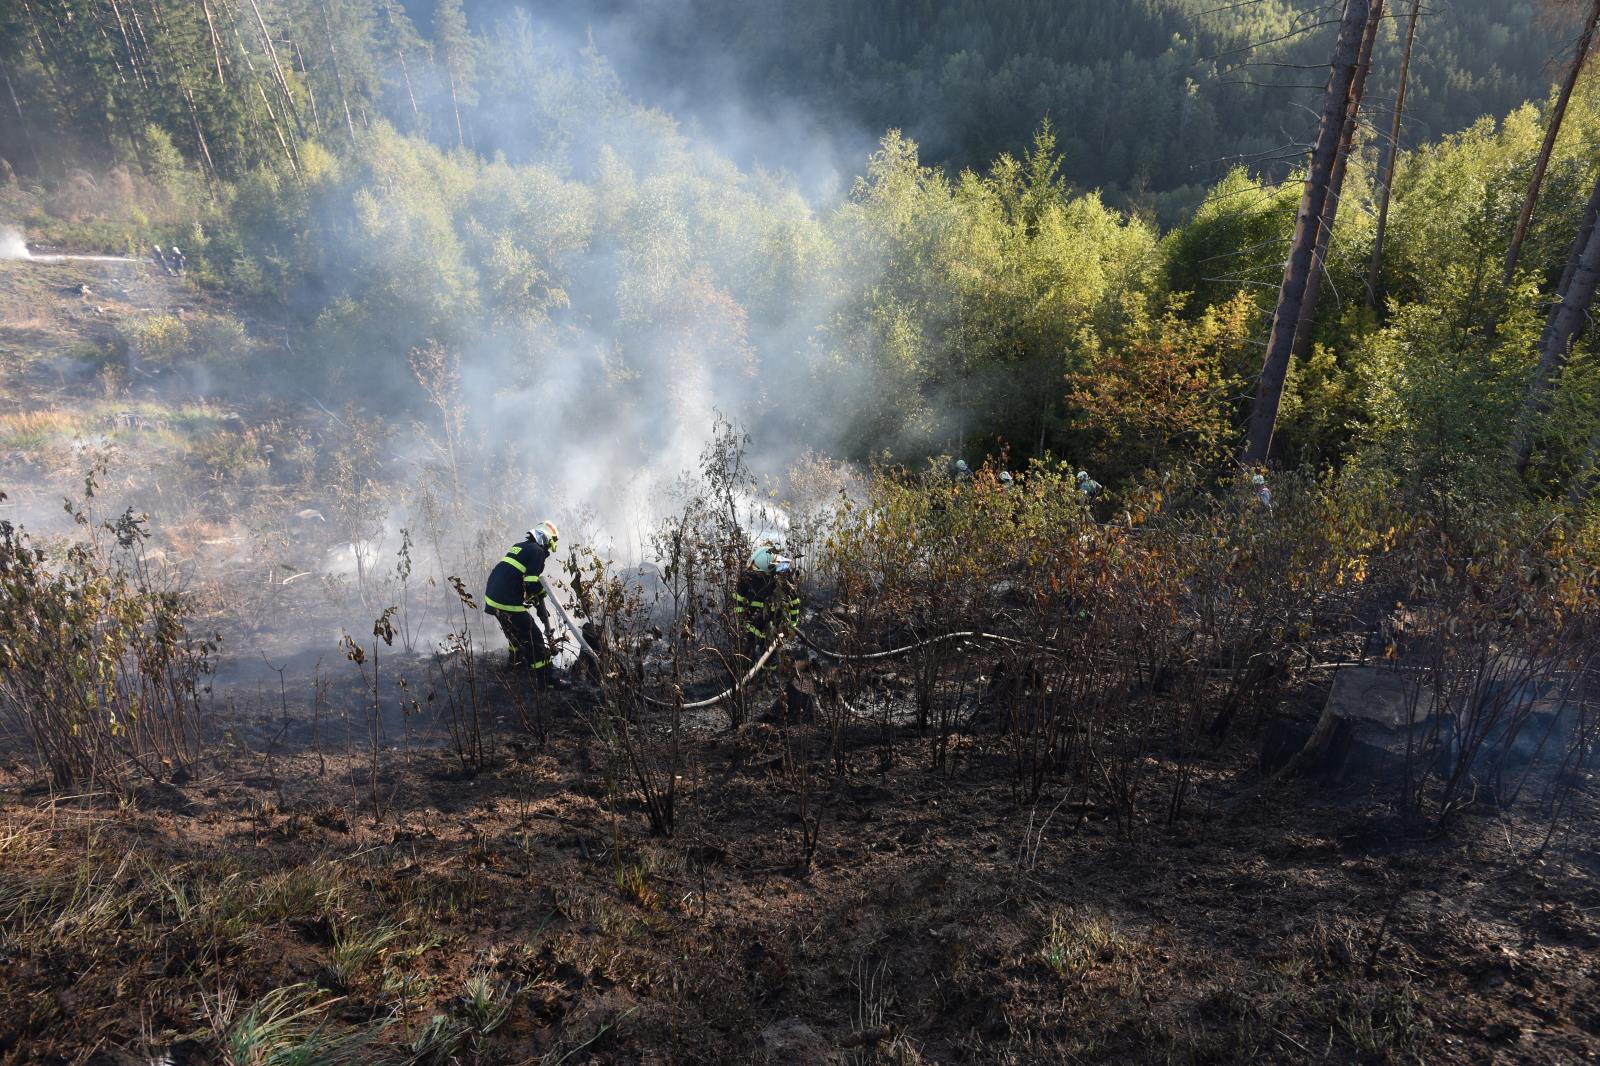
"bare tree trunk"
1290,0,1384,367
106,0,149,89
1512,171,1600,474
181,82,218,181
197,0,227,86
1243,0,1372,465
290,36,324,134
244,0,306,138
91,5,131,88
1503,0,1600,287
215,0,301,176
140,0,216,179
18,0,49,62
395,49,420,125
1367,0,1421,307
0,51,43,174
318,0,357,140
446,64,465,149
196,0,225,85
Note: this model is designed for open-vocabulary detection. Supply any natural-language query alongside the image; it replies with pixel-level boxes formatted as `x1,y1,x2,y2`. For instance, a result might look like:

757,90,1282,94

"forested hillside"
5,0,1600,495
0,1,1574,214
532,0,1565,215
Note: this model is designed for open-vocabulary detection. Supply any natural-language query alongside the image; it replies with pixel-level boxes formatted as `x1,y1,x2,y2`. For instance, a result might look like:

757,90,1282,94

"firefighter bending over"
484,521,570,689
735,544,799,661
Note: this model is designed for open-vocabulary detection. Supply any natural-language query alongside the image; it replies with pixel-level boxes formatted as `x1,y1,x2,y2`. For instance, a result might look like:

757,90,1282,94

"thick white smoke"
0,226,30,259
355,17,873,567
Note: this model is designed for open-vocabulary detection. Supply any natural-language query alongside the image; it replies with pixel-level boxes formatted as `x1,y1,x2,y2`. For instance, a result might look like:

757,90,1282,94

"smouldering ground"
2,228,1598,1066
2,668,1597,1065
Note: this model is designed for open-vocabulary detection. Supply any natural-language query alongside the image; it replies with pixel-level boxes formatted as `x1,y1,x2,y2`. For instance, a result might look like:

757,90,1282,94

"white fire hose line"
539,573,781,710
797,628,1036,662
640,635,785,711
542,587,599,662
632,627,1037,713
571,623,1042,713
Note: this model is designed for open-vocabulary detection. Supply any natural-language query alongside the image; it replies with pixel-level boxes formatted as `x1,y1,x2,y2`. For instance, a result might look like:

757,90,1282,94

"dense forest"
6,0,1600,504
544,0,1569,214
6,0,1572,217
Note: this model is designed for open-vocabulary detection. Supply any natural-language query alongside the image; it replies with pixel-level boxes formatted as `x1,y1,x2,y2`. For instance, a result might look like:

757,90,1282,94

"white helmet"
955,459,969,473
1250,473,1266,486
750,544,792,574
1076,470,1089,483
526,520,559,551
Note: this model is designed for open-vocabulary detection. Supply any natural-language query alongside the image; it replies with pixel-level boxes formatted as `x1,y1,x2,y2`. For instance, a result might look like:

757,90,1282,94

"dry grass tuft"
0,409,75,449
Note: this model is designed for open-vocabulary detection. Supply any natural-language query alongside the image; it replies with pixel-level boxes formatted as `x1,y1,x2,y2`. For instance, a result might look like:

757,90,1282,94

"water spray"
0,226,142,264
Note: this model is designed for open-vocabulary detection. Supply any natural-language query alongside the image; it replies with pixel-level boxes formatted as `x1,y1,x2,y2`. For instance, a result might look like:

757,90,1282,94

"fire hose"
545,589,1323,714
543,586,781,711
541,589,599,662
638,635,785,711
797,628,1035,661
545,588,1033,710
634,628,1031,712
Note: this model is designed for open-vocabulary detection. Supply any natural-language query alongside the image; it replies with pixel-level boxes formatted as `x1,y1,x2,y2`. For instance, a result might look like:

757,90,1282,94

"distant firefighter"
1252,472,1273,510
150,244,171,274
735,543,799,661
1076,469,1102,499
169,246,186,275
484,520,569,689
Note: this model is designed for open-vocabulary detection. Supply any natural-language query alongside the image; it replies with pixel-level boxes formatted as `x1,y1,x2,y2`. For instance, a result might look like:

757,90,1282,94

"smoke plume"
0,227,30,260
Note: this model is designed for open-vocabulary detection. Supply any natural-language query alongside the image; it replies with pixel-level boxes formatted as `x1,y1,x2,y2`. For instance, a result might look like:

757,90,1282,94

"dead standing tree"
1289,0,1385,367
1367,0,1422,307
1244,0,1375,465
1503,0,1600,288
1514,168,1600,483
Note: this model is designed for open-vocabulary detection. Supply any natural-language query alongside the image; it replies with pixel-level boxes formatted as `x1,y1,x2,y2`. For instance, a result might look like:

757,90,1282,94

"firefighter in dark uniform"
484,521,569,689
734,543,799,664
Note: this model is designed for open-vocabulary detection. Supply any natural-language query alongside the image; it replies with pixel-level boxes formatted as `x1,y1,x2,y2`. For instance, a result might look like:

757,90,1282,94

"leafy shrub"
184,311,252,370
198,427,268,482
126,313,190,369
0,483,214,791
125,311,253,373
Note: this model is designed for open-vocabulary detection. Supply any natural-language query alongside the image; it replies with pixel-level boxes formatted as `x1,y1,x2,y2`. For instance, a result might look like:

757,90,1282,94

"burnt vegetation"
5,0,1600,1062
1,435,1598,1062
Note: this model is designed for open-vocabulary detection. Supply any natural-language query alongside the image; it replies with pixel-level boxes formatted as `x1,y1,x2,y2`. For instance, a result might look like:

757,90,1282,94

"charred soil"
1,664,1597,1065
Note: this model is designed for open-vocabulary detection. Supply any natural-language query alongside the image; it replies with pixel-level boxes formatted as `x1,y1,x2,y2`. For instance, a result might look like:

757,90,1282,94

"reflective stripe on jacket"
485,536,549,614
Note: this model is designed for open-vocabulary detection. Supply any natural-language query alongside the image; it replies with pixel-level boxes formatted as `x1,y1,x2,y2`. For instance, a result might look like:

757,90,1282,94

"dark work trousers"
490,607,551,675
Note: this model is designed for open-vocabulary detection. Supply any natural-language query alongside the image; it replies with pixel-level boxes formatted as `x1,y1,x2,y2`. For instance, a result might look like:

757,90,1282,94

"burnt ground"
1,244,1597,1064
1,652,1598,1066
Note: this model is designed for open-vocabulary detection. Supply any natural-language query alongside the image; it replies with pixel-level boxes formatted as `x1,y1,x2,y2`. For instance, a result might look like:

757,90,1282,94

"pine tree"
1367,0,1422,307
1512,172,1600,474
